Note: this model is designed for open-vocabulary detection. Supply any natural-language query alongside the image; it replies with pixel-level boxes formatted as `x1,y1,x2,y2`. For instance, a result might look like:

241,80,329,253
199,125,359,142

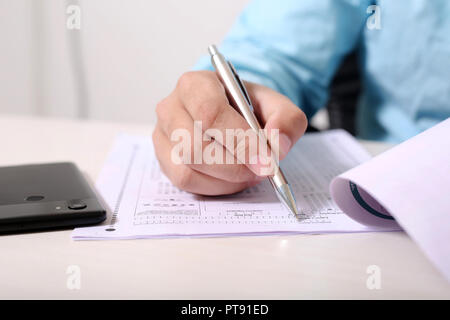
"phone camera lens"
67,199,87,210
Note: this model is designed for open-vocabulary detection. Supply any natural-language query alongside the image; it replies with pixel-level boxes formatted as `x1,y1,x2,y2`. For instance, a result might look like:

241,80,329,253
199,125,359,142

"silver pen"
208,44,300,217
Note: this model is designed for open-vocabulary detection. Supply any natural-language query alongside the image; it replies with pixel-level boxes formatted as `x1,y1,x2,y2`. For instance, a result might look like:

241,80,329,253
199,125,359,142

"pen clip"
227,61,253,111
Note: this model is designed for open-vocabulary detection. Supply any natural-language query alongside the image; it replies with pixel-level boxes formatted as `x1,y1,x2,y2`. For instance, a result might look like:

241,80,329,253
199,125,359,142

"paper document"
330,118,450,282
72,130,397,240
73,120,450,282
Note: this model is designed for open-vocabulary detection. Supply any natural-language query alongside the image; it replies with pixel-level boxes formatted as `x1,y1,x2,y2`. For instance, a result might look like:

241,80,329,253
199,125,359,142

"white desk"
0,114,449,299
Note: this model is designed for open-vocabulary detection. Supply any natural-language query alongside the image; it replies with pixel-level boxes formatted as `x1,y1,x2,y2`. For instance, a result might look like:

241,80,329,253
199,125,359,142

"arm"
195,0,371,118
153,0,371,196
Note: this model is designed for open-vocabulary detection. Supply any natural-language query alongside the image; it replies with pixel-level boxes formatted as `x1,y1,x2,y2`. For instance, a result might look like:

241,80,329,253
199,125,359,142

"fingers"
245,82,308,159
152,126,252,195
176,71,269,175
188,143,261,184
177,71,247,132
156,93,258,183
154,70,307,196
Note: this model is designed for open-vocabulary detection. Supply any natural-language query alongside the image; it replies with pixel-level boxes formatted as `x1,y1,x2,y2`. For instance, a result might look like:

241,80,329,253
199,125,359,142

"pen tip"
277,184,300,217
286,199,299,217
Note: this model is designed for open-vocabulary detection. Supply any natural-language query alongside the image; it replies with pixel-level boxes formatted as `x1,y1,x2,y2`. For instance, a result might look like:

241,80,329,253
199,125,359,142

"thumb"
245,82,308,160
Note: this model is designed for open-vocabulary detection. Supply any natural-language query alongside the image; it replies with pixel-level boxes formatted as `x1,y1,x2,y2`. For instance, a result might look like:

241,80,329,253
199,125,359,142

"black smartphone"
0,162,106,234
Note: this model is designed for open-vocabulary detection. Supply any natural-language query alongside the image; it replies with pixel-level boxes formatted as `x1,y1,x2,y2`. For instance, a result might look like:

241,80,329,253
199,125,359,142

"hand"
153,70,307,195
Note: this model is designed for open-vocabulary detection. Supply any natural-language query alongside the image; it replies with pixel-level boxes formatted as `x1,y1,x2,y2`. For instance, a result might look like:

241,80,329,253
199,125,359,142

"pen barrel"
209,45,298,216
209,45,286,179
209,49,262,132
270,170,288,188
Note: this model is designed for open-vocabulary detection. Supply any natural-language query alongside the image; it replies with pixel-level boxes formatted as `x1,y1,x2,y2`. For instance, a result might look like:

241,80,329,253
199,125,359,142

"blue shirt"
194,0,450,142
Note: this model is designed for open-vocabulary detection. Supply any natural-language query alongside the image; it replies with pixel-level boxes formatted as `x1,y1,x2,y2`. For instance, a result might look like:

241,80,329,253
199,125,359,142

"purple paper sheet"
330,118,450,282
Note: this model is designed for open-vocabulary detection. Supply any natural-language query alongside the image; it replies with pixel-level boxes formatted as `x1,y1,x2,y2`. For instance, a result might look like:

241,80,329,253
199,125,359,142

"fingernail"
279,134,292,159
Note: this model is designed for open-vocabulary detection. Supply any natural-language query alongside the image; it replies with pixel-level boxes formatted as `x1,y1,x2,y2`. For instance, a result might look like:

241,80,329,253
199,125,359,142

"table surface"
0,114,449,299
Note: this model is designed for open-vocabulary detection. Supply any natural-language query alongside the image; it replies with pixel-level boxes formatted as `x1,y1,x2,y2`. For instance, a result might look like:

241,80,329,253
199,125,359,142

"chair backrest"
325,51,361,135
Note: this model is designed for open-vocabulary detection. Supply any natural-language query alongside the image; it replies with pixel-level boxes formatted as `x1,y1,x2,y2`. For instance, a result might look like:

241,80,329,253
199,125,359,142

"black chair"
306,51,361,134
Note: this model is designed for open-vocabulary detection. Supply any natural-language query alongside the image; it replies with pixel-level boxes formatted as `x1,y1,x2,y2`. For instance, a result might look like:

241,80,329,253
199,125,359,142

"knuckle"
177,71,197,89
291,107,307,129
197,100,222,128
151,128,158,144
155,99,168,120
173,167,193,190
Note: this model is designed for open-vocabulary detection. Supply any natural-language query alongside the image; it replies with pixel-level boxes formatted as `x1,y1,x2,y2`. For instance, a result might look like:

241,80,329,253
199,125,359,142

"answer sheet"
72,130,398,240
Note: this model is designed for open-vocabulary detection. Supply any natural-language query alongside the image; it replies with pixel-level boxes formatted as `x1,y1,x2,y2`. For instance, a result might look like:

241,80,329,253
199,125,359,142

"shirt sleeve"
194,0,371,119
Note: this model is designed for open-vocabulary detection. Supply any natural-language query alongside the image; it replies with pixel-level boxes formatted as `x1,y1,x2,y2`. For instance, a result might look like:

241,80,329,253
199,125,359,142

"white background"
0,0,250,124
